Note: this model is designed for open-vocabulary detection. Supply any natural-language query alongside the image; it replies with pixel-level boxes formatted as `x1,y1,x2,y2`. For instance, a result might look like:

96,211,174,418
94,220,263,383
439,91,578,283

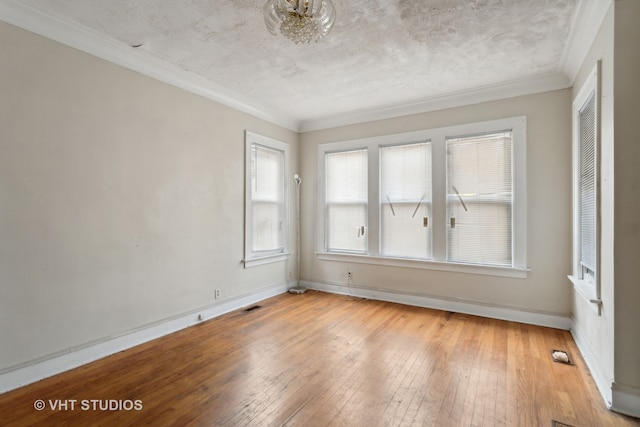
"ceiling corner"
560,0,612,85
299,72,571,133
0,0,300,132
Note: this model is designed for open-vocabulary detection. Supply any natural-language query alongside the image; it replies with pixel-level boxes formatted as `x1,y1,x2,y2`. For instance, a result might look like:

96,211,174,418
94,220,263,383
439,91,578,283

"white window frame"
569,61,602,313
317,116,527,278
243,131,290,268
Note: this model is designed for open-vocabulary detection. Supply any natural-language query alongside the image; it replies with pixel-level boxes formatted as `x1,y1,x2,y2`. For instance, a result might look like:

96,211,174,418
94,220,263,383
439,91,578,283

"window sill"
243,252,290,268
568,275,601,314
316,252,529,278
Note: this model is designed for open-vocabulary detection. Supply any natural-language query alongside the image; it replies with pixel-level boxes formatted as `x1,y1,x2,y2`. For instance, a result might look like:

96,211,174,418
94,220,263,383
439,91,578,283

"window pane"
326,149,367,252
251,144,284,253
380,142,432,259
579,92,596,275
446,132,513,266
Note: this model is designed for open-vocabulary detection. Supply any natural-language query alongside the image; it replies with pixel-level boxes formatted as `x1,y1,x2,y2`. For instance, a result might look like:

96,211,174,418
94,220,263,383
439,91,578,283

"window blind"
325,149,368,252
380,142,432,259
446,132,513,266
579,92,596,274
251,144,285,253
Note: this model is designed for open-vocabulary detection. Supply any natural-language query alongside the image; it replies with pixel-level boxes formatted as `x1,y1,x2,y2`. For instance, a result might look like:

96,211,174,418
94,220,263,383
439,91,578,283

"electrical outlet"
215,289,221,299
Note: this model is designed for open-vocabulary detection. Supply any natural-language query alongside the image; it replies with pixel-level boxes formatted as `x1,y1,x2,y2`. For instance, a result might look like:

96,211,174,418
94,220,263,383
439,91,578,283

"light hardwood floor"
0,290,638,426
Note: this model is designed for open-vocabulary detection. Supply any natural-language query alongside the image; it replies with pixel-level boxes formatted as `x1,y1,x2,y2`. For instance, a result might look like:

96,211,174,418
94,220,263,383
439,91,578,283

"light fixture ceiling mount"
264,0,336,44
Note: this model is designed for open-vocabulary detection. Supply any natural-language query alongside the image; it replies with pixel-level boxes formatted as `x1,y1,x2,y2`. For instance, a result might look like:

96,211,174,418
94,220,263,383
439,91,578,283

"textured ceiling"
12,0,579,127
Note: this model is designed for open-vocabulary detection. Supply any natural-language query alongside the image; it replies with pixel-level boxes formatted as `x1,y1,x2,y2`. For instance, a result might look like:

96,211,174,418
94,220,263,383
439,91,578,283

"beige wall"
571,0,640,413
0,22,298,371
612,0,640,398
570,2,616,397
300,89,572,316
3,2,636,410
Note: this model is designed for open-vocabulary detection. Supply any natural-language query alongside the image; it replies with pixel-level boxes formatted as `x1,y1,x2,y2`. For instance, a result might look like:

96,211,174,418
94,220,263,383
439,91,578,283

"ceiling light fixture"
264,0,336,44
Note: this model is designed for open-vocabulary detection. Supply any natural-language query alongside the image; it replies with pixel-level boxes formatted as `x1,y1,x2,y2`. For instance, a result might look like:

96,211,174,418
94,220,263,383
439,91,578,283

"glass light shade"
264,0,336,44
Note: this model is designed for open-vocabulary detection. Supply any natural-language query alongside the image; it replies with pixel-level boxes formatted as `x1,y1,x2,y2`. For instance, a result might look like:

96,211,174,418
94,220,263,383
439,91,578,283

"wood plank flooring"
0,290,637,426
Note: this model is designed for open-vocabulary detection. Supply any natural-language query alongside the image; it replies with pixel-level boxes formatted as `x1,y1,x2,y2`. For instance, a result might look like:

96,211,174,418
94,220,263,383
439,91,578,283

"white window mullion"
431,133,448,262
512,119,527,270
368,146,380,256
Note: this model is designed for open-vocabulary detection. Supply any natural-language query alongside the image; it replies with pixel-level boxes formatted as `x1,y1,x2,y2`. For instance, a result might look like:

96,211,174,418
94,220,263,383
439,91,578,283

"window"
380,142,432,259
569,62,601,311
317,117,527,278
325,149,368,253
446,132,513,266
244,131,290,267
578,94,597,280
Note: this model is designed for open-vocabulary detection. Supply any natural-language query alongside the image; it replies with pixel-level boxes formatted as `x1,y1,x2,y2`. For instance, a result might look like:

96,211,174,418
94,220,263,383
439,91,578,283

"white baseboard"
301,280,571,330
611,382,640,418
9,280,636,418
0,283,290,394
569,317,613,408
565,317,640,419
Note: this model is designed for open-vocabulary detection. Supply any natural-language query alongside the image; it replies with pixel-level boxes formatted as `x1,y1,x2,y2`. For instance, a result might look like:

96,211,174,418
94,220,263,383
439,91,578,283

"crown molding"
303,0,610,134
560,0,612,85
1,0,599,134
0,0,300,132
299,72,571,132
